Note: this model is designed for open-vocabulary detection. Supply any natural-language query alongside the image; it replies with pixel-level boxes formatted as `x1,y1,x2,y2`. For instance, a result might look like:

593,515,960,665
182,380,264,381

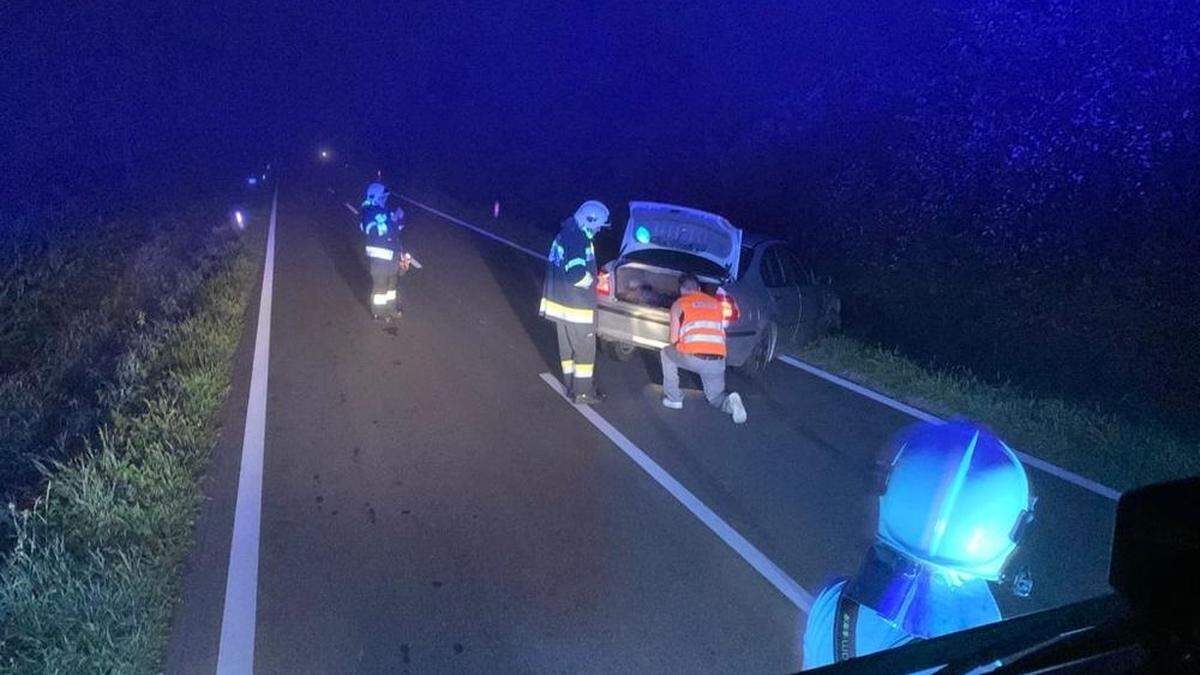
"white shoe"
726,393,747,424
662,397,683,410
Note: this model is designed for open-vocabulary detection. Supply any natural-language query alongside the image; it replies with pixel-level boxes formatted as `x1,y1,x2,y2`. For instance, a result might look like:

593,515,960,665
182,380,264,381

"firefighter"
660,275,747,423
360,182,405,320
801,421,1036,668
540,200,609,404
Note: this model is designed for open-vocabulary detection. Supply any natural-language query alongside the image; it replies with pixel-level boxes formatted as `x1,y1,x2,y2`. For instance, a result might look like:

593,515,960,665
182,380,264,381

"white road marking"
539,372,815,611
344,202,359,215
399,195,544,259
217,188,278,673
777,355,1121,500
401,198,1122,502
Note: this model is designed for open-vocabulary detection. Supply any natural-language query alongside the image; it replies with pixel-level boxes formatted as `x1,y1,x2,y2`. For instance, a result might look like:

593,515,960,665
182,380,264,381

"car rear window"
737,246,755,280
623,249,728,279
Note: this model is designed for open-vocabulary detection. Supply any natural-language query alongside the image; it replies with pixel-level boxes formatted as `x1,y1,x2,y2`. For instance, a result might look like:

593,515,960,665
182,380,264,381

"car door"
760,245,802,343
778,249,814,344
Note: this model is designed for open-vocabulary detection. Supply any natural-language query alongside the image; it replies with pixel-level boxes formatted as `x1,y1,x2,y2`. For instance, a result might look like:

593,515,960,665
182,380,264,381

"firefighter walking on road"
360,182,406,321
540,200,609,405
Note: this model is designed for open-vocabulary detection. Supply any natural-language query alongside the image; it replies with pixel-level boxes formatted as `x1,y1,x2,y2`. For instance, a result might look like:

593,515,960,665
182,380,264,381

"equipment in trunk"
614,263,720,309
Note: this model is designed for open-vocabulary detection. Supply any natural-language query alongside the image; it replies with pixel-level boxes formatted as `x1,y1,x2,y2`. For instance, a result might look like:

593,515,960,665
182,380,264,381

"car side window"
760,247,786,288
781,250,807,286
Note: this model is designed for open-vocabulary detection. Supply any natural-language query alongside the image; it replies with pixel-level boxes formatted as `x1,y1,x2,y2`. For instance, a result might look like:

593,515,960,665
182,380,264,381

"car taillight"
719,290,739,325
596,270,612,297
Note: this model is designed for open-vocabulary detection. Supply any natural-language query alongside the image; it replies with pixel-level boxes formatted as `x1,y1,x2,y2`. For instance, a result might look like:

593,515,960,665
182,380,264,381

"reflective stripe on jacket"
540,218,597,324
673,292,727,357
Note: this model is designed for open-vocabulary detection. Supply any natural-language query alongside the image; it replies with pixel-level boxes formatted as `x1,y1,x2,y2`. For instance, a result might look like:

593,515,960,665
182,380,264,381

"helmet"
877,421,1033,580
573,200,610,231
364,182,390,208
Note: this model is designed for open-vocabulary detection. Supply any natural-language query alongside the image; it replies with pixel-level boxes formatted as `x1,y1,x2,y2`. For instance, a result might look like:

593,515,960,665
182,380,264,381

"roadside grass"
0,209,257,672
793,335,1200,493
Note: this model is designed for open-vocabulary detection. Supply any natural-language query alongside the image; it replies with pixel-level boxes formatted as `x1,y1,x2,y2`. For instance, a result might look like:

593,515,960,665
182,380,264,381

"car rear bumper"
595,301,758,367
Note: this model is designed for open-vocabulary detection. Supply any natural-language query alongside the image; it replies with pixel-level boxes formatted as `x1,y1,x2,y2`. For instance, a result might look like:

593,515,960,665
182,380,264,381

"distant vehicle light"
247,176,258,186
234,210,245,229
493,200,500,218
635,225,651,244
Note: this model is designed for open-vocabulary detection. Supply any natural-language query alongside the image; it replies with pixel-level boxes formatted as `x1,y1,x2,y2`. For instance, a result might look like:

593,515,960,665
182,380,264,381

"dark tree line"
724,0,1199,430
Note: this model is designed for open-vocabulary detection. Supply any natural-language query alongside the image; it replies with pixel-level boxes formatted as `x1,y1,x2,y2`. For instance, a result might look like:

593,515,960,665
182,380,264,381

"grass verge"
793,335,1200,493
0,222,257,672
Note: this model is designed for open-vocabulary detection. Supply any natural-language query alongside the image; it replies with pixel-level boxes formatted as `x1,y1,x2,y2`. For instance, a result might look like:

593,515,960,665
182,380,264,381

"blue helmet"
363,182,390,208
877,421,1034,580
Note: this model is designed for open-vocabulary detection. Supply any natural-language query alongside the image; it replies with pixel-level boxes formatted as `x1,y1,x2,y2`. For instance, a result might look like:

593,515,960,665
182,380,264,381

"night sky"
3,1,931,212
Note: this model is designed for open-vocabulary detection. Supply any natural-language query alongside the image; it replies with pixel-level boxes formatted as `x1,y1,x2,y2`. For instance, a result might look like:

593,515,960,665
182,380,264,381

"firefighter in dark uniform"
360,182,405,320
802,421,1035,668
540,200,610,404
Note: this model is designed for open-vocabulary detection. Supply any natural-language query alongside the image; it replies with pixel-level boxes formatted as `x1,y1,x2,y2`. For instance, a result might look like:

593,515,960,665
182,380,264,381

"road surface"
166,170,1117,673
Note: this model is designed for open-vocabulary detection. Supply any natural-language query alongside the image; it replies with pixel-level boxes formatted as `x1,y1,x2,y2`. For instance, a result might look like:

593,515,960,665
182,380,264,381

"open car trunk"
621,201,743,279
613,261,721,309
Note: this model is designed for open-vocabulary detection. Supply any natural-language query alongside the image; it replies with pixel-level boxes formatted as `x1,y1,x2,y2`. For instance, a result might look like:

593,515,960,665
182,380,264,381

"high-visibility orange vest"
674,292,727,357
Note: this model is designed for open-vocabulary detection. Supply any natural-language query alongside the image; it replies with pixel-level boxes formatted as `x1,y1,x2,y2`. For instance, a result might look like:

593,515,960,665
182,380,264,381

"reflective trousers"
661,345,729,409
369,257,399,318
556,322,595,396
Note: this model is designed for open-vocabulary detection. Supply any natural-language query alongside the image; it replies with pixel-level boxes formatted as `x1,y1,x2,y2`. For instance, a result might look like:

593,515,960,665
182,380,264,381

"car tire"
602,339,637,362
736,322,776,379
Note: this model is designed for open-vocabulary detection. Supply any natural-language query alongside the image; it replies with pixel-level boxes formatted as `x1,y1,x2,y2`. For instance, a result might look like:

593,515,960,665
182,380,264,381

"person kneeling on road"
660,275,747,423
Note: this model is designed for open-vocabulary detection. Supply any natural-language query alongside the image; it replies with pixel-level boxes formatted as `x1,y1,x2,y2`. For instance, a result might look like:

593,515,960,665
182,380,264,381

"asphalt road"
166,172,1117,673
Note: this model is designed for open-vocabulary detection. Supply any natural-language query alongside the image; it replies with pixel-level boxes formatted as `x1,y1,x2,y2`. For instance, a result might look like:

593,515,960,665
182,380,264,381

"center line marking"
539,372,814,612
217,187,278,673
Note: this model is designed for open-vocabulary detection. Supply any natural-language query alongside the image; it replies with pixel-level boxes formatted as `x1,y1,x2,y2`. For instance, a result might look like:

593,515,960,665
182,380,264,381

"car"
595,201,841,377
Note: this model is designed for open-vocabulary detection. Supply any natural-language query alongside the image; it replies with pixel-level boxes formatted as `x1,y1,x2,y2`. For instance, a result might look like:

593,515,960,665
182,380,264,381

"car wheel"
736,322,776,379
602,339,637,362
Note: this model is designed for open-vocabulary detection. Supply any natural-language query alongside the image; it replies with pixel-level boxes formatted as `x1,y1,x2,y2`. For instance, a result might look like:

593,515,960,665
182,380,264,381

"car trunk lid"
620,201,743,280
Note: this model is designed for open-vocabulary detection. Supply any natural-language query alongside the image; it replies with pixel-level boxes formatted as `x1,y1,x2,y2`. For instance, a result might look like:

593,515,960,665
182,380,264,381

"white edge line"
539,372,815,612
217,188,277,673
400,197,1121,502
777,355,1120,500
399,195,544,260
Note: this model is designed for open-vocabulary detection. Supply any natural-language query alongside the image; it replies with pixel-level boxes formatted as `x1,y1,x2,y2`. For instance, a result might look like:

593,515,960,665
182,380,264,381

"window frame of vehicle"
778,249,808,288
759,246,787,289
